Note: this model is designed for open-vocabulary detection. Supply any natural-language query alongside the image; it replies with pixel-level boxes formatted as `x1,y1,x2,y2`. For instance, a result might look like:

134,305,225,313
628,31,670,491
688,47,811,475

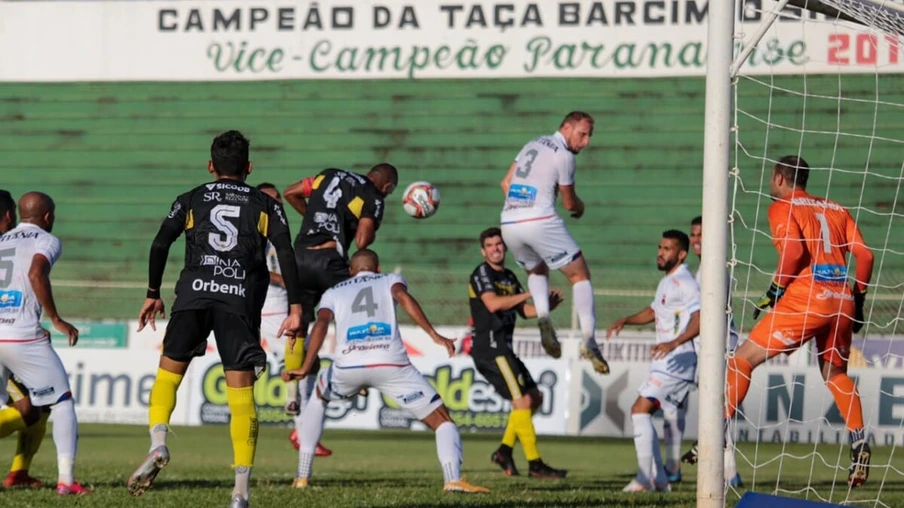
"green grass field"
0,424,899,507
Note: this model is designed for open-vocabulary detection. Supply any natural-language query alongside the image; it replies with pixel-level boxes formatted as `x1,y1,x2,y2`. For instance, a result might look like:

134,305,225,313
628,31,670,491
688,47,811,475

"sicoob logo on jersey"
377,365,558,431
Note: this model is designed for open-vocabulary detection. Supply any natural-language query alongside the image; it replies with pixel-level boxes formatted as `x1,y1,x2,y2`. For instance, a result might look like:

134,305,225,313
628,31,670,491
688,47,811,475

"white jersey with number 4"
319,271,410,369
0,224,62,341
650,264,700,382
500,131,575,224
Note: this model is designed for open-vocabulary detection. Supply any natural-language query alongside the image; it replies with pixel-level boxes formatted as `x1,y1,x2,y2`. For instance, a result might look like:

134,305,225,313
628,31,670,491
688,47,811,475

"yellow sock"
11,411,48,472
285,336,304,371
227,386,258,468
511,408,540,461
149,368,184,429
501,412,517,448
0,407,27,439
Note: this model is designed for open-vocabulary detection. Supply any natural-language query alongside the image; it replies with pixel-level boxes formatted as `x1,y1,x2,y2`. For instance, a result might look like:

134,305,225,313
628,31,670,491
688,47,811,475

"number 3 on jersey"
515,149,539,178
209,204,241,252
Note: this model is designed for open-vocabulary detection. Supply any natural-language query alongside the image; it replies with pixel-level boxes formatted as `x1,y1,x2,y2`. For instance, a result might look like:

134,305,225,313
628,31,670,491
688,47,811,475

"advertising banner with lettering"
0,0,899,82
571,361,904,446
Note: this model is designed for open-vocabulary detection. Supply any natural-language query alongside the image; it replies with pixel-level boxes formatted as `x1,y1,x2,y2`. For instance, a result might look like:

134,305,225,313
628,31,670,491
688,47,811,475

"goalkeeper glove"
752,281,785,319
853,288,867,333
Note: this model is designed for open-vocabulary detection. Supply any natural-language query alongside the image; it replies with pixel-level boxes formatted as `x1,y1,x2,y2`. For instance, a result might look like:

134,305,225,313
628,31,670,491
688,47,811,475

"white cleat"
127,445,170,497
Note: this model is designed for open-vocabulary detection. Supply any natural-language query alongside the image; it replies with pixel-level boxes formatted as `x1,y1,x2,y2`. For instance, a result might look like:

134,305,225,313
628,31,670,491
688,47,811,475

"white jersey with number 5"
650,264,700,382
319,271,410,369
0,224,62,341
500,131,575,224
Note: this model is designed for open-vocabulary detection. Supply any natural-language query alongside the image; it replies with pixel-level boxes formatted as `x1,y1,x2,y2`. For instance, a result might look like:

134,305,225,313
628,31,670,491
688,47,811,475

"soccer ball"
401,181,440,219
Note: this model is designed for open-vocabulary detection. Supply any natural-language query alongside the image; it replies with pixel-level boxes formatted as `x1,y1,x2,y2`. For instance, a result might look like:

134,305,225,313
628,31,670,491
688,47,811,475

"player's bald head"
350,249,380,275
367,163,399,197
18,191,56,232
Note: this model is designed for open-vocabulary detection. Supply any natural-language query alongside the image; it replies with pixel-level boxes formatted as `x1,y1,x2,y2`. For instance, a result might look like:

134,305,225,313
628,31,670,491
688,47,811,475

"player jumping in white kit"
500,111,608,374
0,191,89,495
283,249,489,494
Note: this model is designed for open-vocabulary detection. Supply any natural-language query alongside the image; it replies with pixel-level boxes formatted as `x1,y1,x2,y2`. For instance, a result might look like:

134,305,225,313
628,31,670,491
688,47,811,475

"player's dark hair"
691,216,702,227
560,111,595,128
774,155,809,189
479,227,502,247
255,182,277,191
0,190,14,216
662,229,690,253
210,130,250,177
368,163,399,187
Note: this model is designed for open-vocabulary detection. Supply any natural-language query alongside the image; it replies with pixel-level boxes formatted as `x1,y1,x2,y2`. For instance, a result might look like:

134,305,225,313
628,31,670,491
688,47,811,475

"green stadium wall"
1,77,901,331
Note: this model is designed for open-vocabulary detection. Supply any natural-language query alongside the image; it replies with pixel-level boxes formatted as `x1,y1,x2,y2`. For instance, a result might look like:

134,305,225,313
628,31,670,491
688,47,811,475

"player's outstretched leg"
421,406,489,494
560,257,609,374
527,268,561,359
5,410,49,488
290,359,332,457
662,406,685,483
293,390,329,489
824,365,870,487
128,366,183,496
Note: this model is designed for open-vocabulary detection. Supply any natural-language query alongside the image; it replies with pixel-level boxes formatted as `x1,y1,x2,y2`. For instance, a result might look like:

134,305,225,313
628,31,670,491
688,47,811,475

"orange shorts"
748,283,854,368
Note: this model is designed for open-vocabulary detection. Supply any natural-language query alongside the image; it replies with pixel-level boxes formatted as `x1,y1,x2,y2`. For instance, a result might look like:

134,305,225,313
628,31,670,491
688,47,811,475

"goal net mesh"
728,0,904,505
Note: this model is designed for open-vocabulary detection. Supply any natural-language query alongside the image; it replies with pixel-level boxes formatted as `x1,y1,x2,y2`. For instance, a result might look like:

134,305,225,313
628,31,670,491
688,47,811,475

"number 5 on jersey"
209,204,241,252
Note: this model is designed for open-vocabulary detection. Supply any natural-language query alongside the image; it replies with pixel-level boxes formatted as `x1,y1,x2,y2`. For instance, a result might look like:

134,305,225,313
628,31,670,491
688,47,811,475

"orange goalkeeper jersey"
768,190,870,292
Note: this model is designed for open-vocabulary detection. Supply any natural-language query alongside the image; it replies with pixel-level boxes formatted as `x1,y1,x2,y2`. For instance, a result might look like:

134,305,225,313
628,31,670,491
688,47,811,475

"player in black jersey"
468,227,568,479
128,131,303,508
280,165,398,426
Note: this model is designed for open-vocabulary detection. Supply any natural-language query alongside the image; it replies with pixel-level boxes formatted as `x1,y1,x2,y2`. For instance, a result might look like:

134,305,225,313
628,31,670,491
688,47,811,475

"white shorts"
261,312,288,364
0,339,71,407
501,216,581,271
638,371,693,414
317,364,443,420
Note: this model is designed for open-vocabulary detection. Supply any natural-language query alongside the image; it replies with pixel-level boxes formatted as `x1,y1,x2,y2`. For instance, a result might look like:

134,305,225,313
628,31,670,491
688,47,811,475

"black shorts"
162,308,266,372
295,248,351,323
471,349,537,400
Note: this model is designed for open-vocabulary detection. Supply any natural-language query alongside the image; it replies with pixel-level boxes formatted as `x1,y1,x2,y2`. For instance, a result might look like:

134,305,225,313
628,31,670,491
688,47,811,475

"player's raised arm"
847,213,874,332
606,307,655,339
283,176,316,216
392,282,455,357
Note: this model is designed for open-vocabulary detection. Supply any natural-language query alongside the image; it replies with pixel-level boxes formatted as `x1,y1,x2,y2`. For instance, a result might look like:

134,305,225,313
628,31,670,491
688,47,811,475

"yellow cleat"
291,478,309,489
443,479,490,494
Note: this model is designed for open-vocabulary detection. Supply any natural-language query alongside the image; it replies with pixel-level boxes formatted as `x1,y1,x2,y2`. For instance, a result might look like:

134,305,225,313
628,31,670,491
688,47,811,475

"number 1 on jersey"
815,212,832,254
352,286,378,317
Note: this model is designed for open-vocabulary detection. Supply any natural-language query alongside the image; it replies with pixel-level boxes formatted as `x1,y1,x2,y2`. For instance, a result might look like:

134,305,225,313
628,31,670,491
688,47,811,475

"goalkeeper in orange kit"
683,155,874,487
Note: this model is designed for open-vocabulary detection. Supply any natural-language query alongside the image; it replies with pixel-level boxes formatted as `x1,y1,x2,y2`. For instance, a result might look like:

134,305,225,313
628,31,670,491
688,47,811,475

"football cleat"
490,448,519,476
229,494,249,508
127,445,170,497
288,430,333,457
528,459,567,479
3,470,43,488
580,341,610,375
57,481,92,496
291,477,309,489
443,478,490,494
622,478,651,492
681,441,699,465
284,400,300,416
666,469,682,484
848,440,871,488
537,318,561,359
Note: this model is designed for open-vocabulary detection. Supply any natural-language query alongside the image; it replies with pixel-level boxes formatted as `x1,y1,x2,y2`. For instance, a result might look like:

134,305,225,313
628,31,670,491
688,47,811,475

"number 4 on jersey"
352,286,378,317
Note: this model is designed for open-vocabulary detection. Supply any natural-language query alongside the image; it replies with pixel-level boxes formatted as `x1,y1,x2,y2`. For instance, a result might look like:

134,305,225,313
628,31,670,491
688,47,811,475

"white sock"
724,428,739,483
434,421,462,483
662,406,686,475
632,413,658,487
51,398,78,485
528,274,550,319
233,466,252,500
150,423,168,451
573,280,597,344
285,379,299,406
299,376,316,410
297,396,327,479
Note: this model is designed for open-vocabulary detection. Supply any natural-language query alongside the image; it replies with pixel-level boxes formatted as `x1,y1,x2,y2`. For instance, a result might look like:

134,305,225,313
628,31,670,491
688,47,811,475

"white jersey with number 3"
0,224,62,341
650,264,700,382
501,131,575,224
319,271,410,369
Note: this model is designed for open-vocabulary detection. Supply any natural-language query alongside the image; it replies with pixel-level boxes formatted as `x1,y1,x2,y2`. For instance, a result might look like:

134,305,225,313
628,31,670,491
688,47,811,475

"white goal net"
724,0,904,506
